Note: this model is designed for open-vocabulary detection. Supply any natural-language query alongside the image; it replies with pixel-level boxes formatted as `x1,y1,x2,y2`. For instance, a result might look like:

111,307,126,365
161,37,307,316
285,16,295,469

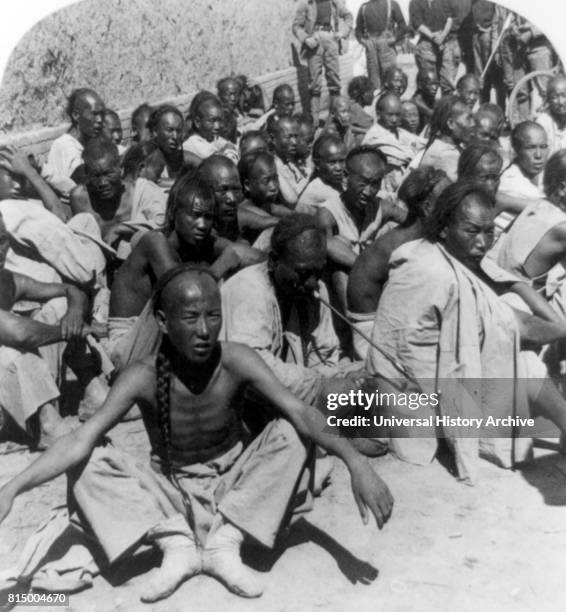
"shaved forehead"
275,116,297,132
160,271,220,312
75,90,103,112
83,139,120,166
514,121,547,148
458,74,480,88
274,85,294,102
218,78,239,92
249,155,275,178
314,133,344,157
378,93,402,112
401,100,418,111
347,150,386,173
455,193,493,224
197,98,223,118
198,156,238,181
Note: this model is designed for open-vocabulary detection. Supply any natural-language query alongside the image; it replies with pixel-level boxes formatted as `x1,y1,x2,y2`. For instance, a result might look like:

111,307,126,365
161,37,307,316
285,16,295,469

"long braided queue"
154,342,199,541
152,263,220,548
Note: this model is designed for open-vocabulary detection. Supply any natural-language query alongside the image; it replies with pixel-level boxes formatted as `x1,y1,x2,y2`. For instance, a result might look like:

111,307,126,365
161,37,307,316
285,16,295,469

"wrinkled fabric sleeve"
221,278,324,404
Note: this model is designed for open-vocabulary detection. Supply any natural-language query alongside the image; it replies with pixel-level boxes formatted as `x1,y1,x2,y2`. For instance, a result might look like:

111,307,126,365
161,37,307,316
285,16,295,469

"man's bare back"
110,230,216,318
347,224,423,314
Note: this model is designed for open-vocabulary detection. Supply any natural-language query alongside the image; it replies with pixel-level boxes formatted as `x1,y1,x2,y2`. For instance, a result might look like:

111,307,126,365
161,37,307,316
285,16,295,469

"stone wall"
0,0,302,134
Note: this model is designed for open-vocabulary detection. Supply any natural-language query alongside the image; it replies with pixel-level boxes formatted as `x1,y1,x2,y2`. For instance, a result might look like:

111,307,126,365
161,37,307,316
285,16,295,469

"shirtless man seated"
315,146,394,332
0,265,393,602
347,167,450,359
107,175,256,370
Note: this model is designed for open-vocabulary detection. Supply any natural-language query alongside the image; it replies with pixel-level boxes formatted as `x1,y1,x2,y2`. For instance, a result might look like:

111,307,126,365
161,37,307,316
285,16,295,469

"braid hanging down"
155,343,174,478
151,262,219,544
154,337,198,540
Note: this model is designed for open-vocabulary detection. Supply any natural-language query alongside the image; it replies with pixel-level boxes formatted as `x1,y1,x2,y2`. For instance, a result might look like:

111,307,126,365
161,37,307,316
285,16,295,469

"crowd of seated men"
2,22,566,600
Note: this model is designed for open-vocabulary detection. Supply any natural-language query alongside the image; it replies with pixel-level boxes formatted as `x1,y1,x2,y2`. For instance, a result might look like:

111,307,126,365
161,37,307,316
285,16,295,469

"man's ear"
421,198,432,217
243,177,251,195
136,160,147,179
440,227,447,241
447,116,455,133
71,109,81,126
155,309,168,335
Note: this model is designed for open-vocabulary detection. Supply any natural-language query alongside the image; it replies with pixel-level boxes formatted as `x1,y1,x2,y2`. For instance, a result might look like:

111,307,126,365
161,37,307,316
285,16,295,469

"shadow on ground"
243,517,379,585
519,449,566,506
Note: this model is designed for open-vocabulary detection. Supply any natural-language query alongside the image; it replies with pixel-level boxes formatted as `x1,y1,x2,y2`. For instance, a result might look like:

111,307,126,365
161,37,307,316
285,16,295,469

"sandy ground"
1,419,566,612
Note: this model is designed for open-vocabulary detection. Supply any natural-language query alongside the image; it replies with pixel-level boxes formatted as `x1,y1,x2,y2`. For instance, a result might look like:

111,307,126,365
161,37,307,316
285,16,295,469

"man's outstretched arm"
225,342,394,529
0,362,153,525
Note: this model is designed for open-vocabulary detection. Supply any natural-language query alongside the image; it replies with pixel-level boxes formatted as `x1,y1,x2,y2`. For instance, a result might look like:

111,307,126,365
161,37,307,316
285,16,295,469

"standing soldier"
409,0,457,95
354,0,408,92
293,0,353,126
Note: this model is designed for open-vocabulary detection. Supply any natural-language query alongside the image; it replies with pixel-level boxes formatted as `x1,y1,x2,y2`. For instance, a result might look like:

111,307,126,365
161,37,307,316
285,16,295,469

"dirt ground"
1,419,566,612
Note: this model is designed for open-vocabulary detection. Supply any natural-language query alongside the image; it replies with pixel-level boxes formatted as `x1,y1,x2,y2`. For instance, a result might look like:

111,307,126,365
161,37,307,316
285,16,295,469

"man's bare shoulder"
117,359,157,401
138,228,169,248
358,228,410,269
383,225,422,252
220,341,263,381
132,229,170,261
